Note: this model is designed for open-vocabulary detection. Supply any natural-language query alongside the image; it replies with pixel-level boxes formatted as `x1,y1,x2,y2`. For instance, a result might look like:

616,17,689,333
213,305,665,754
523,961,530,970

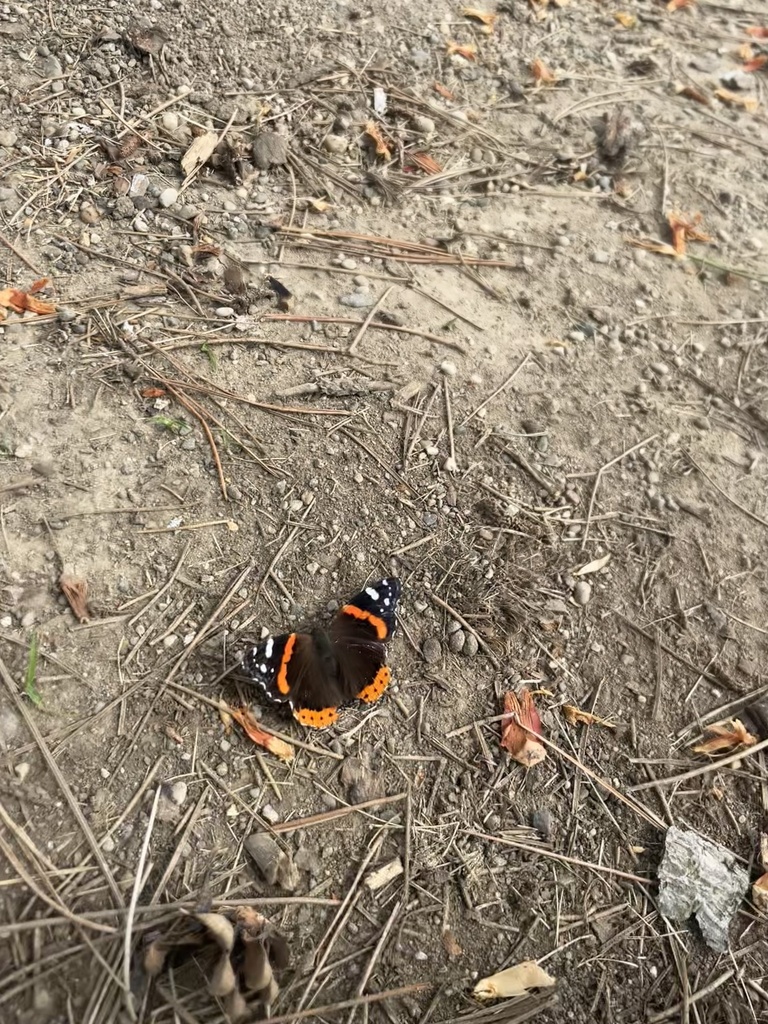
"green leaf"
200,342,218,369
24,633,42,707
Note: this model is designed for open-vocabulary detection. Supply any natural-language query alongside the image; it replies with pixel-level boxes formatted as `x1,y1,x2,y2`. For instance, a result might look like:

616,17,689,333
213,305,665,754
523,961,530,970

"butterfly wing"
329,578,401,704
243,632,344,728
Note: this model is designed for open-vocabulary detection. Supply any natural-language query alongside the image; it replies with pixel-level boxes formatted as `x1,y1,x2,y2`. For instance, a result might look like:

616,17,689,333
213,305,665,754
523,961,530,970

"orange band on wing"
357,665,390,704
294,706,338,728
276,634,297,695
341,604,388,640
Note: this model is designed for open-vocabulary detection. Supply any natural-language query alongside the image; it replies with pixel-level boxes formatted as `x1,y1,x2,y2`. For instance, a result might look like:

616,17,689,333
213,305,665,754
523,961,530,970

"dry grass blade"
691,719,757,755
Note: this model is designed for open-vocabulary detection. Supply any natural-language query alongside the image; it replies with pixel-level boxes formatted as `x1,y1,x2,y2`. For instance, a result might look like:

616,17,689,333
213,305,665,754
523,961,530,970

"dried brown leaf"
667,210,712,255
474,961,556,1000
0,287,56,316
59,571,90,624
667,0,695,9
742,55,768,72
613,11,637,28
462,7,497,33
746,26,768,38
308,197,333,213
228,705,294,761
500,689,546,767
626,237,680,258
715,87,759,112
674,82,711,105
692,718,757,755
446,41,478,60
364,120,392,160
563,705,616,729
442,928,464,958
409,152,443,174
531,59,557,84
752,872,768,912
434,81,456,100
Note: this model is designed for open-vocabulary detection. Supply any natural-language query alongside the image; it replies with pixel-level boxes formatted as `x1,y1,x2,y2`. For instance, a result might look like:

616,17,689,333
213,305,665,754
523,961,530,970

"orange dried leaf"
308,198,333,213
500,689,546,768
742,55,768,72
0,287,56,316
364,121,392,160
462,7,497,32
59,571,90,624
753,873,768,913
627,237,680,258
141,387,167,399
28,278,49,294
715,87,758,112
228,706,294,762
442,928,463,958
613,11,637,28
692,718,757,756
746,26,768,39
434,81,456,100
666,210,711,255
446,41,478,60
674,82,711,105
531,59,557,84
410,152,443,174
563,705,616,729
667,0,695,9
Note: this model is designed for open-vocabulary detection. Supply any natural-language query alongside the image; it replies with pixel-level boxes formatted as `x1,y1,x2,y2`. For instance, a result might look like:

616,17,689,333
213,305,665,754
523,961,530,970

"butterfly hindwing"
330,578,401,704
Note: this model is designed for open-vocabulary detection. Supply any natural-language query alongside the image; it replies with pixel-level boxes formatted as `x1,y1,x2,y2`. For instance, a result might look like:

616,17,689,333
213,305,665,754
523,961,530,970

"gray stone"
253,132,289,169
0,129,17,148
448,629,466,654
462,633,479,657
168,781,187,805
158,187,179,208
573,580,592,605
591,250,611,264
412,115,435,135
323,134,347,154
422,637,442,663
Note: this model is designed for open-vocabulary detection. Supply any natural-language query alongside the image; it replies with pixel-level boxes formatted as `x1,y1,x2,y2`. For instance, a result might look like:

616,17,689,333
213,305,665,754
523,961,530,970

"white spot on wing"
384,598,390,606
264,637,273,659
260,663,267,673
365,587,380,601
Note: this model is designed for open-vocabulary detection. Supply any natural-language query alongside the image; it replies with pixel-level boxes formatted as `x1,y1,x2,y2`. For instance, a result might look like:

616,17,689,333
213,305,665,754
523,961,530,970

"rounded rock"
462,633,479,657
422,637,442,664
448,629,466,654
323,134,347,154
573,580,592,605
158,187,179,208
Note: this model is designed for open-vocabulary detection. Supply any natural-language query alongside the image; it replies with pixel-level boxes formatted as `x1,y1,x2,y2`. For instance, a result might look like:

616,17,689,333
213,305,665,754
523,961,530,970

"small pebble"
158,187,179,208
448,629,466,654
101,835,116,853
573,580,592,605
323,134,347,154
591,250,610,264
440,360,458,376
422,637,442,663
215,306,235,317
412,115,435,134
261,803,281,825
168,781,187,806
462,633,479,657
15,762,30,782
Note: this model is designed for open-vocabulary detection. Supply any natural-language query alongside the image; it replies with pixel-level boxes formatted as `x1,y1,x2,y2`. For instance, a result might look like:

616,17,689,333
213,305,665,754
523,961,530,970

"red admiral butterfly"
243,578,401,729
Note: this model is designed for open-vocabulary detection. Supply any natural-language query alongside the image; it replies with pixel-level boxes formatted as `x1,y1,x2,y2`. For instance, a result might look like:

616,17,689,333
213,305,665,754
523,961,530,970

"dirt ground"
1,0,768,1022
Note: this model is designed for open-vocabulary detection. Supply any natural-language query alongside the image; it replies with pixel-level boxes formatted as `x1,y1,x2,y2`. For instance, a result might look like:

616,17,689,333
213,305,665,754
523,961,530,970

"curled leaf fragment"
462,7,497,33
59,571,90,624
674,82,711,105
409,152,443,174
0,285,56,318
228,705,294,762
474,961,556,1000
531,59,557,84
500,689,546,767
667,0,695,10
446,41,478,60
364,121,392,160
667,210,711,256
613,11,637,28
692,718,757,756
563,705,616,729
715,87,758,112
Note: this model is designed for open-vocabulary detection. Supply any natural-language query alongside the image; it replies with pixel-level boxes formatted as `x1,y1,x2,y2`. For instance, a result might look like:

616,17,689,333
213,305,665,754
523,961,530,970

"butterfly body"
243,578,401,729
